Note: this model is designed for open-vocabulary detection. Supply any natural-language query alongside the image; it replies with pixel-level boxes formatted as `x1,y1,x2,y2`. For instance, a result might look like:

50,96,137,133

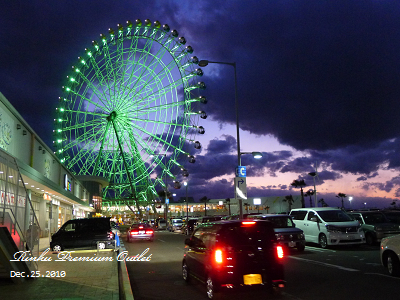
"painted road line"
290,256,359,272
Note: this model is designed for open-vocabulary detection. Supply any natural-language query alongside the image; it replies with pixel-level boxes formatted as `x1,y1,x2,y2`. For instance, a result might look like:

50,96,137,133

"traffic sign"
234,177,247,199
236,166,246,177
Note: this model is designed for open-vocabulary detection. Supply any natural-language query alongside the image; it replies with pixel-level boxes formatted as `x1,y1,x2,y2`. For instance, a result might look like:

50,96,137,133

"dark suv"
50,217,115,251
182,220,285,299
250,214,306,252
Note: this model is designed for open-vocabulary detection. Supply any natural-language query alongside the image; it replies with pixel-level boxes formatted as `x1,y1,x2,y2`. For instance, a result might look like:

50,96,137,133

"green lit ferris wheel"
54,19,207,213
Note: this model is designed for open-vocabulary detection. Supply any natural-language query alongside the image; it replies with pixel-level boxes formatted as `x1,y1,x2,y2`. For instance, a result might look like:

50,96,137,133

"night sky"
2,0,400,209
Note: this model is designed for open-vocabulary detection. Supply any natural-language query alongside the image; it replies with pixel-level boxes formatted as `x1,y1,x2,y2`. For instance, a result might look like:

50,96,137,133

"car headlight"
326,225,341,233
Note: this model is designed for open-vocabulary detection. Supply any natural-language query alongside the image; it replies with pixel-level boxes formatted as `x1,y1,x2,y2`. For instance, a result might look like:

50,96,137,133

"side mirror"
184,238,193,246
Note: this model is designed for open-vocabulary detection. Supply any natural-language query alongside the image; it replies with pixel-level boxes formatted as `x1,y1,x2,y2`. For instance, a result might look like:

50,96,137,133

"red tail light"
241,221,256,226
276,245,284,259
215,249,223,264
131,231,139,235
145,230,154,235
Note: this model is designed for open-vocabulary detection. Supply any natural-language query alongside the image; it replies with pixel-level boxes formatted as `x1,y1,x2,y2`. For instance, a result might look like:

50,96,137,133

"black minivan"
182,220,285,299
50,217,115,251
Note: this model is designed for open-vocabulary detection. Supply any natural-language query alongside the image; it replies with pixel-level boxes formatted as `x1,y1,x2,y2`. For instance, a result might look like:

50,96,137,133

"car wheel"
206,276,220,299
387,252,400,276
52,244,63,252
365,233,375,246
319,233,328,249
182,261,190,283
98,242,106,250
297,243,305,252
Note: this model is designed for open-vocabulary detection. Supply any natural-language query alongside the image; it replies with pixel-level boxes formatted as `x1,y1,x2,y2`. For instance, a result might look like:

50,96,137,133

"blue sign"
165,199,169,204
236,166,246,177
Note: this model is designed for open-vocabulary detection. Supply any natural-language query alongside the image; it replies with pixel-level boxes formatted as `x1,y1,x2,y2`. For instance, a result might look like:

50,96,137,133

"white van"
289,207,365,248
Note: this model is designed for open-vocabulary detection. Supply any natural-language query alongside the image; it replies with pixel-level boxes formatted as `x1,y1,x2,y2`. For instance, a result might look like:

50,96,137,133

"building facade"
0,91,94,238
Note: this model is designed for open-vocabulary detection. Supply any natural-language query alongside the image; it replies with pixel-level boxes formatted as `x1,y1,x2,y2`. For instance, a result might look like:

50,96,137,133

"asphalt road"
124,230,400,300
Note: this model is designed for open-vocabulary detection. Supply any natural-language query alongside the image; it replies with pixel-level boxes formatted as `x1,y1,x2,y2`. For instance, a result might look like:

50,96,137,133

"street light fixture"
239,151,263,165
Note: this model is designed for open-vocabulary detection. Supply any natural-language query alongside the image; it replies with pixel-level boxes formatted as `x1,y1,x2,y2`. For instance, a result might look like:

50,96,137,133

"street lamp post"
198,60,243,217
184,182,188,223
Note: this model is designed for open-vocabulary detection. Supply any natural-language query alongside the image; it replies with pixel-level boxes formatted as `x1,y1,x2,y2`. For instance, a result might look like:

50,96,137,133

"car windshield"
317,210,353,222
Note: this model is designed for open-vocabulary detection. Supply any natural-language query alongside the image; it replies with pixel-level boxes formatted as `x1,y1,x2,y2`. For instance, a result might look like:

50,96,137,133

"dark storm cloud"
206,135,236,154
196,1,400,151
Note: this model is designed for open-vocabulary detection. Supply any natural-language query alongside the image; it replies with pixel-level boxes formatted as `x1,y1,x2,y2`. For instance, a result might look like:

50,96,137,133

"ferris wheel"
54,19,206,212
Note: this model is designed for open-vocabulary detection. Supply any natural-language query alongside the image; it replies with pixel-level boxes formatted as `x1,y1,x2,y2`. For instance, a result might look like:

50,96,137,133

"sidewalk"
1,237,132,300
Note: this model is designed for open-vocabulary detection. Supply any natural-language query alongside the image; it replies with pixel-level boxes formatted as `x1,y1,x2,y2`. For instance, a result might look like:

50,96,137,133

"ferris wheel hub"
107,111,117,121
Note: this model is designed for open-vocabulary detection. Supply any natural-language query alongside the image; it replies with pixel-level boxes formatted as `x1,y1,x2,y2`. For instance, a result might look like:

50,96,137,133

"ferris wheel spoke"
129,121,187,155
127,56,177,107
121,41,172,106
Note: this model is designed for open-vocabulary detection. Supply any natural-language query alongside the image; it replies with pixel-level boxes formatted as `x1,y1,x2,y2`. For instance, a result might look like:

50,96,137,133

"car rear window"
220,222,275,247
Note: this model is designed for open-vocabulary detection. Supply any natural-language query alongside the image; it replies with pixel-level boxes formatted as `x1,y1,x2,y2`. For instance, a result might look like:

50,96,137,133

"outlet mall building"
0,91,106,238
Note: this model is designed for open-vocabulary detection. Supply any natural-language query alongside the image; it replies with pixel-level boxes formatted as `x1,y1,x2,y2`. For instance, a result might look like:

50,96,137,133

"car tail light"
131,231,139,235
215,249,223,264
145,230,153,235
108,231,114,239
241,221,256,226
276,245,284,259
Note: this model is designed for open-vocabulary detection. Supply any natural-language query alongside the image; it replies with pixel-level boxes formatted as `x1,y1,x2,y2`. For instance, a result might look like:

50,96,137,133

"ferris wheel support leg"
108,112,143,218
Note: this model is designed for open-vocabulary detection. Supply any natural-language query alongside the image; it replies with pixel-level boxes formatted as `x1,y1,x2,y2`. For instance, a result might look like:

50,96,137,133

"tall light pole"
198,60,243,217
184,181,188,223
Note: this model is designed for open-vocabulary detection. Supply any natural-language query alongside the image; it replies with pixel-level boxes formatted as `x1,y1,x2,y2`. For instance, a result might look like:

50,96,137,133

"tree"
318,198,329,207
291,179,306,208
244,203,250,214
304,189,314,207
283,195,295,212
199,196,209,216
336,193,347,208
390,200,397,209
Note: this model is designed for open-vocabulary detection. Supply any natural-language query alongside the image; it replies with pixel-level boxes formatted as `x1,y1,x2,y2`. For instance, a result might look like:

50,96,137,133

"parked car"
155,218,167,230
127,223,154,242
222,213,261,220
168,218,184,232
289,207,365,248
348,211,400,245
181,218,198,235
182,220,285,299
380,234,400,276
250,214,306,251
50,217,115,251
196,215,224,225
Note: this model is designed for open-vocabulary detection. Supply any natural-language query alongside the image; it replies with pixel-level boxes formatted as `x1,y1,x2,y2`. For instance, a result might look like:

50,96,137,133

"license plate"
289,241,296,247
139,231,145,234
243,274,262,285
